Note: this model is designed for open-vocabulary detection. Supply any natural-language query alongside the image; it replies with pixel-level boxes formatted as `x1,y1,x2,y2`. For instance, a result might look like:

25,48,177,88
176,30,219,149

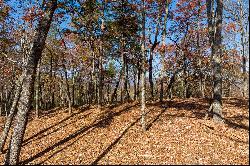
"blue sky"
5,0,249,75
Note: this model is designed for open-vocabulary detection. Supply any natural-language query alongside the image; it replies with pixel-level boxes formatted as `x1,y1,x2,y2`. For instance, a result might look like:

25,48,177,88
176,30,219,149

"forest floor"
0,97,249,165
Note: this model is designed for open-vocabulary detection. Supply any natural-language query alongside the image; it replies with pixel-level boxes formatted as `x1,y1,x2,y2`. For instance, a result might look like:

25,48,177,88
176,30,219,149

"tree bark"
97,50,103,109
111,67,123,104
0,76,24,152
159,0,169,103
148,11,161,101
206,0,224,123
149,50,154,100
0,86,2,116
35,60,41,118
133,67,137,100
141,0,146,131
120,47,125,103
4,1,57,164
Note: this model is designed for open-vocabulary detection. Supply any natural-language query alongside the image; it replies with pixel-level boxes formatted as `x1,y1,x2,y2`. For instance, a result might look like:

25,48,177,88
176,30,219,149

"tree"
206,0,224,122
141,0,146,131
4,0,58,164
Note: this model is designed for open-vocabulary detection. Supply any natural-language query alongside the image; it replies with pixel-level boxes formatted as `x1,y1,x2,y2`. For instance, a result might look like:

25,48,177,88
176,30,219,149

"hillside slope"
0,98,249,165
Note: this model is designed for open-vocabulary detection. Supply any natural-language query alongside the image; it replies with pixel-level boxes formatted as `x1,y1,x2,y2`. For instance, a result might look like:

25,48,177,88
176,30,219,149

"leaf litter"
0,98,249,165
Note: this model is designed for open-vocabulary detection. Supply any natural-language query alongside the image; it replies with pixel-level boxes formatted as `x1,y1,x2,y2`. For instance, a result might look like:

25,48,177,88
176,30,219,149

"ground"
0,97,249,165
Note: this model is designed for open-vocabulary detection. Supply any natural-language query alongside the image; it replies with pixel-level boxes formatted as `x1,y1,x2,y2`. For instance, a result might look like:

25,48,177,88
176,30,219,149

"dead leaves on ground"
0,98,249,165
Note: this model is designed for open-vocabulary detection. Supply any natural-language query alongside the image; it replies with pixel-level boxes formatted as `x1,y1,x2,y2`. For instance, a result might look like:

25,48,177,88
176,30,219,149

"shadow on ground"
20,103,139,165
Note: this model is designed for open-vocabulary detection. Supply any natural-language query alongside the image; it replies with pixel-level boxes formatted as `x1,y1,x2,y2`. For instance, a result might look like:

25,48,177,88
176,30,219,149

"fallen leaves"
0,98,249,165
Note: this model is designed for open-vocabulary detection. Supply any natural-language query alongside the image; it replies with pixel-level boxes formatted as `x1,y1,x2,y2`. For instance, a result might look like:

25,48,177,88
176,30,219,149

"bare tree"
206,0,224,122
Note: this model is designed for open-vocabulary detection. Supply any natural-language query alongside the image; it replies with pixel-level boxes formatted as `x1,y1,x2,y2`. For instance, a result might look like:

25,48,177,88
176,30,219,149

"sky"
4,0,249,76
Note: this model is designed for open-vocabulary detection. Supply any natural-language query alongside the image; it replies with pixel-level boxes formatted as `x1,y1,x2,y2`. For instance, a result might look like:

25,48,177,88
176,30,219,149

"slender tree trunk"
148,8,161,101
72,70,75,106
149,50,154,100
0,76,24,152
203,75,206,97
59,81,63,107
237,0,247,98
183,52,187,98
4,1,57,164
4,88,8,117
137,62,141,100
35,60,40,118
241,25,247,98
133,67,137,101
120,51,125,103
61,69,72,114
125,58,130,101
111,68,123,104
98,53,103,109
160,78,164,102
159,0,169,103
49,53,55,108
197,0,204,98
141,0,146,131
0,86,2,116
107,84,110,103
90,43,95,104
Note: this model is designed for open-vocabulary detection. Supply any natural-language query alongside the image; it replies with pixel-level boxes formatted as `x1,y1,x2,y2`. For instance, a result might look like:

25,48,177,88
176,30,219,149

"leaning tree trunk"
0,76,24,152
4,1,57,164
111,67,123,104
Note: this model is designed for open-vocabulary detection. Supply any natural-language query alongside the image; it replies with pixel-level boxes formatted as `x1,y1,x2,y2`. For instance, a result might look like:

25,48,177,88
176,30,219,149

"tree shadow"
19,103,139,165
28,107,61,121
223,118,249,131
165,100,209,119
22,112,92,147
91,116,141,165
223,97,249,109
37,127,94,165
146,98,249,131
22,105,90,146
146,108,167,131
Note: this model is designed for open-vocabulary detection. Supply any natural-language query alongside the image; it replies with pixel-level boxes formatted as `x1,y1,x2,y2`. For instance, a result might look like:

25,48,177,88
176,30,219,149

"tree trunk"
206,0,224,123
0,76,24,152
59,81,63,107
141,0,146,131
111,68,123,104
133,67,137,101
72,70,75,106
137,62,141,100
120,51,125,103
149,50,154,100
125,57,130,101
159,0,169,103
4,88,8,117
160,78,164,102
97,53,103,109
61,69,72,114
0,86,2,116
4,1,57,164
35,60,40,118
49,53,55,108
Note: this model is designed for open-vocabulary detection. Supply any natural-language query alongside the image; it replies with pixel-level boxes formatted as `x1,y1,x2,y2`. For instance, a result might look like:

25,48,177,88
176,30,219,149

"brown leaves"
0,98,248,165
